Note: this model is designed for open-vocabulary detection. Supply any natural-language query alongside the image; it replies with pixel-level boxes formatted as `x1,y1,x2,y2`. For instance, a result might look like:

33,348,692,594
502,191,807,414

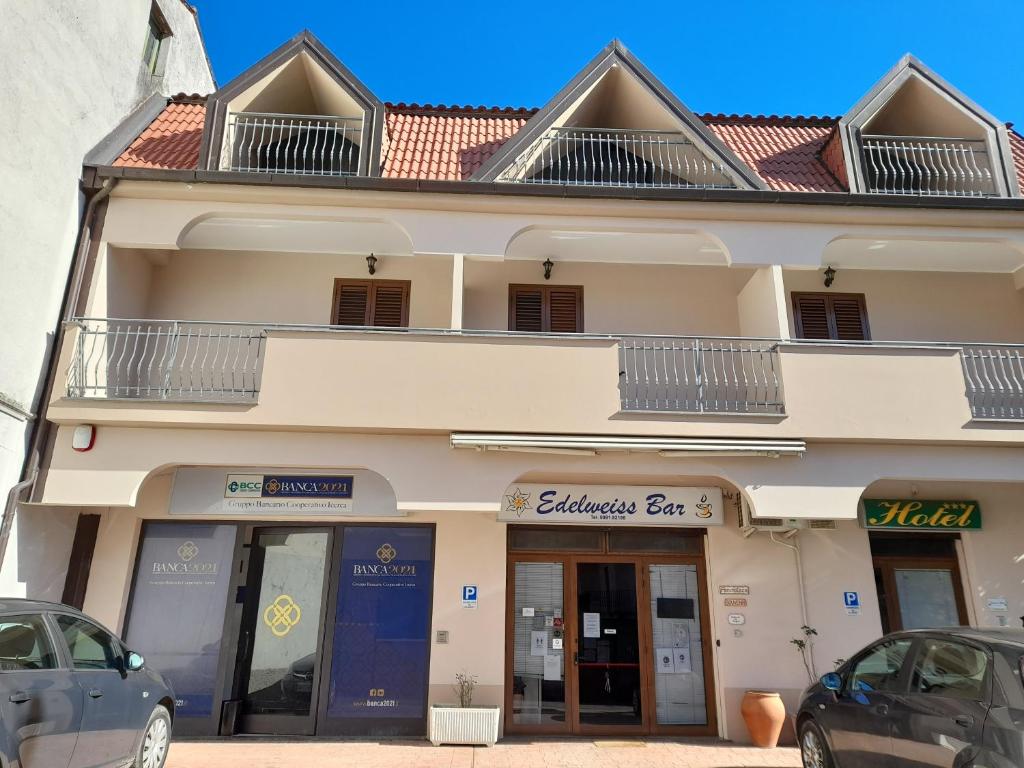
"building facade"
14,32,1024,743
0,0,214,596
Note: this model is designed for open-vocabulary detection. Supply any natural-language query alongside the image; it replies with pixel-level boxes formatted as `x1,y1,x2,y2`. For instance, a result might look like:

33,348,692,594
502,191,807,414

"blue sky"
191,0,1024,126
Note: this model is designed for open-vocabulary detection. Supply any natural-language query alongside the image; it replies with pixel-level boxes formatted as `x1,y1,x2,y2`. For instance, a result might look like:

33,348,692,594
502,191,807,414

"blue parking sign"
843,591,860,608
462,585,478,608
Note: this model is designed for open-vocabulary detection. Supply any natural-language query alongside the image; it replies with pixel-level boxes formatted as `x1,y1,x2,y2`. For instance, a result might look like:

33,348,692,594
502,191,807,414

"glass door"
874,555,968,632
647,563,709,727
574,562,643,730
508,559,570,732
237,528,331,735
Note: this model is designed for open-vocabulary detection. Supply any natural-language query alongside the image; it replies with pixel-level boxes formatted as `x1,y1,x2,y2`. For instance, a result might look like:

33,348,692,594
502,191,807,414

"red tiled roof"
116,99,206,170
1010,129,1024,193
383,103,535,181
702,114,843,192
113,96,1024,195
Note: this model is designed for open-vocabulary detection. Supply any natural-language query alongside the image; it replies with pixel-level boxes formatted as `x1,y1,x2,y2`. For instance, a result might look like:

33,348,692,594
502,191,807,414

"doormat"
593,740,647,748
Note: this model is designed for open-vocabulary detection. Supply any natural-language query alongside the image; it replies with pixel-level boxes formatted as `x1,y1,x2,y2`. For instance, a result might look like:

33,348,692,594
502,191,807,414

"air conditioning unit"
738,499,837,537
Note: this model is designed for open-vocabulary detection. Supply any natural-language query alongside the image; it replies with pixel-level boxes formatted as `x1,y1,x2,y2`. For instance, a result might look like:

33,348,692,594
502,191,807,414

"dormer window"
199,32,385,178
476,42,763,191
839,56,1019,198
227,113,362,176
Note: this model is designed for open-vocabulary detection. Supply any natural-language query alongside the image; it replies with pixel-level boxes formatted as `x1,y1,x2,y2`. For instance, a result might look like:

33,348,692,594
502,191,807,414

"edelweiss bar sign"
500,484,723,526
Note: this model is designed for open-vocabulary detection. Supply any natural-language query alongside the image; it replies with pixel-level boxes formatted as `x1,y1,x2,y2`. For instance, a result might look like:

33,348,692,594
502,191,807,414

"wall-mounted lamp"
366,254,378,275
823,265,836,288
542,258,554,280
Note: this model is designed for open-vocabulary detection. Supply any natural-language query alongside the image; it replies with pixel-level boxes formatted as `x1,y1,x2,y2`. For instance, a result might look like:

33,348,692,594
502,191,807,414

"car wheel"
799,720,833,768
135,705,172,768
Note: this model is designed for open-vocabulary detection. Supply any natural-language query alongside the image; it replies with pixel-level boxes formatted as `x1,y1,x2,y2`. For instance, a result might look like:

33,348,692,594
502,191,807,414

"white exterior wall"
0,0,213,596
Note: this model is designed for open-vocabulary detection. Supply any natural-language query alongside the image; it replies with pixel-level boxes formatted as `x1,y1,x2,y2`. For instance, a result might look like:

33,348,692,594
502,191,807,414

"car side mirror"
126,652,145,672
821,672,842,692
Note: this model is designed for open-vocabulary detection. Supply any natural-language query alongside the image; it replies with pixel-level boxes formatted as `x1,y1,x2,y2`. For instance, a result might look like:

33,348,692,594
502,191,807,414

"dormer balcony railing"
859,135,997,197
225,112,362,176
499,127,738,189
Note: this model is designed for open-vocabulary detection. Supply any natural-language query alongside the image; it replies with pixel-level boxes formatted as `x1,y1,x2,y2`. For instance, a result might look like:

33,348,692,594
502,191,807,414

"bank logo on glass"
352,543,416,576
176,541,199,562
151,539,216,575
505,488,532,517
263,594,302,638
376,543,398,564
225,474,353,499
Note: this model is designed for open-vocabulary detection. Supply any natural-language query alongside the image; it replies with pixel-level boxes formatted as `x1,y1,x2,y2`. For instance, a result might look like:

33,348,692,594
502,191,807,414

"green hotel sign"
863,499,982,531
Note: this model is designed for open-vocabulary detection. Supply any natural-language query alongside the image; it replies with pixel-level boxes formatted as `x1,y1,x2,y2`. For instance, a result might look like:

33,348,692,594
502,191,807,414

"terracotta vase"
740,690,785,748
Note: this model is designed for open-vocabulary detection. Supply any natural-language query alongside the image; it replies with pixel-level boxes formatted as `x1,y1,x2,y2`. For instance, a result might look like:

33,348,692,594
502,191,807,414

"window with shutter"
332,279,410,327
792,292,870,340
508,285,583,333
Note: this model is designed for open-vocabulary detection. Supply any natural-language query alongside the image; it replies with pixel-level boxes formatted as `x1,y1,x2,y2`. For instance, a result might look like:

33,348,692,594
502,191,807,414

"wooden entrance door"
504,528,716,737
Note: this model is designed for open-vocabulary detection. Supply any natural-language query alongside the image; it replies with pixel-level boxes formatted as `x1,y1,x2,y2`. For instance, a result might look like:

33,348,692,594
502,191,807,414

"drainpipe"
770,531,816,678
0,175,116,571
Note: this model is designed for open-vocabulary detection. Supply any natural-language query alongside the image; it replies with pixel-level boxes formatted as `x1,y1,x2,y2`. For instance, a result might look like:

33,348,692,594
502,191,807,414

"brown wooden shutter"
509,285,583,332
370,283,409,327
793,293,831,339
830,295,870,340
548,287,582,333
792,292,869,340
333,281,371,325
510,287,544,332
332,279,410,327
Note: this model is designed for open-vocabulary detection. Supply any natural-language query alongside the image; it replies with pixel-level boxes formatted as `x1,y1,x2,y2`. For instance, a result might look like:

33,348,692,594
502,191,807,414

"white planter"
429,705,500,746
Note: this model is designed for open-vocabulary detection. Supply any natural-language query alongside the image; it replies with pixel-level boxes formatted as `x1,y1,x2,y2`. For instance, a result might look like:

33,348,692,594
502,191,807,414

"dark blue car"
797,628,1024,768
0,599,175,768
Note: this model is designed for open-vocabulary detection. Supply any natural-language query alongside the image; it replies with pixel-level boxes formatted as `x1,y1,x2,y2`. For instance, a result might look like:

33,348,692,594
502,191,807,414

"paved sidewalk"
167,737,802,768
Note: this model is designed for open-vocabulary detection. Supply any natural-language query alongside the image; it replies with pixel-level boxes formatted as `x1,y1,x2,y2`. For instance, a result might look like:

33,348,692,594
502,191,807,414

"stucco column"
737,265,790,339
450,253,465,329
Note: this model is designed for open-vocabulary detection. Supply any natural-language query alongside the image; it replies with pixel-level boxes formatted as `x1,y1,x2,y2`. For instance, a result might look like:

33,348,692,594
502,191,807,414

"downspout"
0,175,116,570
770,531,816,678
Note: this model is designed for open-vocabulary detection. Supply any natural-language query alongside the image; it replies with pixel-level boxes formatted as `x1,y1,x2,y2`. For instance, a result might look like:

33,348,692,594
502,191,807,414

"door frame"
235,525,335,736
503,537,717,737
873,554,969,632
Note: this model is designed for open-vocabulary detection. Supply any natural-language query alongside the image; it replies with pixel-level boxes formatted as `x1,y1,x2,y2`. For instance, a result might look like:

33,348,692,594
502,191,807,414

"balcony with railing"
859,135,997,197
498,128,738,188
53,320,1024,443
619,337,782,414
224,112,363,176
66,320,264,403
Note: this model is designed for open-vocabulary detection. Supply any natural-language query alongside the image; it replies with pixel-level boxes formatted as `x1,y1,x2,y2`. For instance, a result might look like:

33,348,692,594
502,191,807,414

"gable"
196,31,385,176
472,41,766,190
838,55,1019,197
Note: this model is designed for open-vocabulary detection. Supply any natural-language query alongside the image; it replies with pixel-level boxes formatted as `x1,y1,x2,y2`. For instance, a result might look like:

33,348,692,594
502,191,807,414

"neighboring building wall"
0,0,214,596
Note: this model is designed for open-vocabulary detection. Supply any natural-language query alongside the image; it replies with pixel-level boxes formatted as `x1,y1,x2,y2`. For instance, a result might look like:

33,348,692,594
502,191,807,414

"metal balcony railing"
961,344,1024,420
225,112,362,176
499,128,738,188
618,337,783,414
860,135,997,197
67,320,265,402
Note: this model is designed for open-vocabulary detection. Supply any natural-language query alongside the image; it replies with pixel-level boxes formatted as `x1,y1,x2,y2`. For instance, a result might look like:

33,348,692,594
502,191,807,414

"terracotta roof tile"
115,98,206,170
382,104,534,181
1010,128,1024,192
702,114,844,192
112,100,1024,196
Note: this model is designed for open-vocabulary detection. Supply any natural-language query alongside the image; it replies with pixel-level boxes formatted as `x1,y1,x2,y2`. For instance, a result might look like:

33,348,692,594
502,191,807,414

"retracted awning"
450,433,805,458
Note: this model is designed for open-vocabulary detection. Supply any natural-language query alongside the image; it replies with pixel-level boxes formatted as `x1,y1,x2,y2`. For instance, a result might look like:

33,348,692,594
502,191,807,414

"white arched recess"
36,426,1024,521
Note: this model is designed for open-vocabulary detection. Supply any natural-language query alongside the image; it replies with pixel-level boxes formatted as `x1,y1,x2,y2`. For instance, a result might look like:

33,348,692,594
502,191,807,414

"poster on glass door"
327,526,434,720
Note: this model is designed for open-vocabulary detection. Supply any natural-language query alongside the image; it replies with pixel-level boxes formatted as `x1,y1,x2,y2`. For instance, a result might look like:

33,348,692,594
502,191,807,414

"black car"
0,599,175,768
797,628,1024,768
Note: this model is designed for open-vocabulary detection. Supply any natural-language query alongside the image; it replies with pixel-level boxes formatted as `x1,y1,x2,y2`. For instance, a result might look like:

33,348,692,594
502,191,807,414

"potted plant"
428,672,500,747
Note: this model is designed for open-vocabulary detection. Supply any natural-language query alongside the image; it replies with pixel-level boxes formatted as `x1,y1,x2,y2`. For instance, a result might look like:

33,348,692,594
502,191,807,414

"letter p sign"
462,585,478,609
